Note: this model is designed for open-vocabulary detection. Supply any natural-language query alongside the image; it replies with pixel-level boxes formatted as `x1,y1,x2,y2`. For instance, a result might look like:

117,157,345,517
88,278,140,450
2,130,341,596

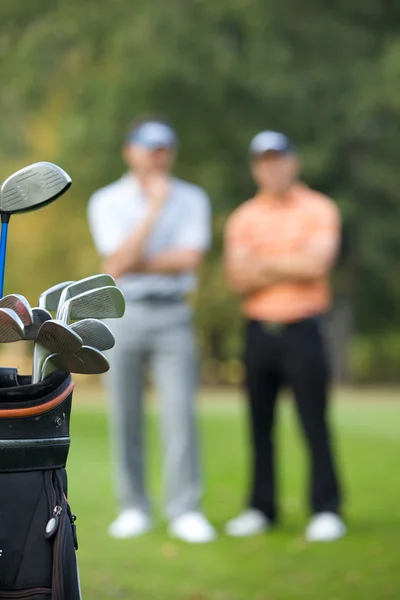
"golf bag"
0,369,81,599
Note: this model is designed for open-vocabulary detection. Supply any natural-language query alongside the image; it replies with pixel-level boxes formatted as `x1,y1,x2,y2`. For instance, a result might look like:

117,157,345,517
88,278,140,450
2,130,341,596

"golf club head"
60,286,125,323
39,281,75,311
0,162,71,215
0,294,33,326
0,308,25,342
24,308,53,341
41,346,110,380
41,352,85,381
32,320,84,383
36,320,83,353
70,319,115,351
74,345,110,374
56,274,116,318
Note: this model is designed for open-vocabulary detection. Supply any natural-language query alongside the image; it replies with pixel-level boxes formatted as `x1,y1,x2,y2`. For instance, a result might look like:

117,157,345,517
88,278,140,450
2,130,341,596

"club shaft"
0,219,10,297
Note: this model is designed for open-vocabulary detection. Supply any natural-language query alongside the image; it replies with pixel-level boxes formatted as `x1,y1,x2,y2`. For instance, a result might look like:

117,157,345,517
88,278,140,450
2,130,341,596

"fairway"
67,387,400,600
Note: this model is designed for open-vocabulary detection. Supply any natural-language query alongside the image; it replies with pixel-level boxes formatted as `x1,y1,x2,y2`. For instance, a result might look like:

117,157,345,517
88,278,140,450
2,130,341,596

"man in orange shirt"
224,131,346,542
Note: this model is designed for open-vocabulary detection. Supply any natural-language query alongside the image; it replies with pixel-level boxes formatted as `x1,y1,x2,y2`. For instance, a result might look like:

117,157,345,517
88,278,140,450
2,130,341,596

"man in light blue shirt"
88,116,216,543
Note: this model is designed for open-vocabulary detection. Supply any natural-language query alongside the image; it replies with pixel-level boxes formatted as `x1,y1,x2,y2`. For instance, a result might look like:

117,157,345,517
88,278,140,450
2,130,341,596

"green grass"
67,387,400,600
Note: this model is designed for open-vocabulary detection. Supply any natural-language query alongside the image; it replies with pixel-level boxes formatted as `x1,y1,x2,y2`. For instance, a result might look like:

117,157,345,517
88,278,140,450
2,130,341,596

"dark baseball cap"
250,131,296,156
126,121,177,150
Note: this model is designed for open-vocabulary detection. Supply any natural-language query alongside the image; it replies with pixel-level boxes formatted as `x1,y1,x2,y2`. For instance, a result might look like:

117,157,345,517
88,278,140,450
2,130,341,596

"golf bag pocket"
0,371,81,600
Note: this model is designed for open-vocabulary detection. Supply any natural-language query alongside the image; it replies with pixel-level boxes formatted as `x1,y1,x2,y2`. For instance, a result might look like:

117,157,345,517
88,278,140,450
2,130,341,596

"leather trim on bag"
0,382,75,418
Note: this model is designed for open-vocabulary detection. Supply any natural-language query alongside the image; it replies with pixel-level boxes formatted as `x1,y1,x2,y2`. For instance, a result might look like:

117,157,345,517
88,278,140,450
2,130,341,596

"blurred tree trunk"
327,299,353,384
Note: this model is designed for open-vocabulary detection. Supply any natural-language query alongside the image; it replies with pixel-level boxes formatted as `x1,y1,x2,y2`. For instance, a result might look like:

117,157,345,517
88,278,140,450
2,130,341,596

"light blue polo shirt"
87,173,211,300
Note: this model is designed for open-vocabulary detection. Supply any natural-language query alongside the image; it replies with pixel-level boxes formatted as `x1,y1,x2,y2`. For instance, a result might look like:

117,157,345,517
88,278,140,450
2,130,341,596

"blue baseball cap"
250,131,296,156
126,121,177,150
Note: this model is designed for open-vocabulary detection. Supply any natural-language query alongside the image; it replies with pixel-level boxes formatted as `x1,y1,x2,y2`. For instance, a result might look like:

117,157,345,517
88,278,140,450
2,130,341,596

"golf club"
24,308,53,341
59,286,125,323
39,281,75,311
0,294,33,326
56,274,116,319
70,319,115,351
32,320,83,383
0,308,25,342
40,352,85,380
41,345,110,380
0,162,72,296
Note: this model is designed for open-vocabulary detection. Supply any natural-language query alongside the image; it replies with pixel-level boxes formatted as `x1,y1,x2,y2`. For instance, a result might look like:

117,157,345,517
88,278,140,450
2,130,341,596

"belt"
129,295,185,305
260,321,289,334
258,316,319,334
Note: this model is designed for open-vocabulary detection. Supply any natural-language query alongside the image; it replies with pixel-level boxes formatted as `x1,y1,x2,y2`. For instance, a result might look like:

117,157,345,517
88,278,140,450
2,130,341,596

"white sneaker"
305,512,347,542
168,512,217,543
225,509,270,537
108,509,152,539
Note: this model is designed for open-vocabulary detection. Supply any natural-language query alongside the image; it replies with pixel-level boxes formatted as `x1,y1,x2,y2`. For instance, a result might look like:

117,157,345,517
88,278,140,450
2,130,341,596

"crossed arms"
105,218,336,288
224,225,340,296
95,177,338,291
101,175,205,278
103,207,204,278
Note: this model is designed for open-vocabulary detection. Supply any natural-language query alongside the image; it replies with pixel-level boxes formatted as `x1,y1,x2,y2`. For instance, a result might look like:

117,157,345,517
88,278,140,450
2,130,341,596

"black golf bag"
0,369,82,599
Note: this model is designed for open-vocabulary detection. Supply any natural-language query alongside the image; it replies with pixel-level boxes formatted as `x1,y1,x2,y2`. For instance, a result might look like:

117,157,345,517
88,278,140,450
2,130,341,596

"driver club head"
0,308,25,342
0,162,71,215
0,294,33,326
56,274,116,319
60,286,125,323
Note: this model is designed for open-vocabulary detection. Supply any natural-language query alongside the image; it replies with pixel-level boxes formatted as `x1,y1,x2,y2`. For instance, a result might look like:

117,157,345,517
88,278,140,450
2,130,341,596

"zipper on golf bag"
0,470,80,600
44,471,81,600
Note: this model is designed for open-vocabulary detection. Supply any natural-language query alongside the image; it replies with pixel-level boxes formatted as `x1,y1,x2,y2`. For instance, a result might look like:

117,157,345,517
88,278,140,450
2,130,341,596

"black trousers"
244,317,341,522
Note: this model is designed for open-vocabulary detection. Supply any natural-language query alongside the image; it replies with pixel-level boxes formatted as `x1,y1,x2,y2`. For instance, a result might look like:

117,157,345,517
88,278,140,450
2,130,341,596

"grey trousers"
106,300,202,520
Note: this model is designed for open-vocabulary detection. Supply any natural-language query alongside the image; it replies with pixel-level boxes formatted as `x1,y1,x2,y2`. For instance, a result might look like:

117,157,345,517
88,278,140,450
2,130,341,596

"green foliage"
1,2,400,379
350,333,400,383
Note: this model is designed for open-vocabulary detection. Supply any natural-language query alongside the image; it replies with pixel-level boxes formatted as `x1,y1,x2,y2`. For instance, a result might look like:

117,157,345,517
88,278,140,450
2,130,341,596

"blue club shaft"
0,220,9,297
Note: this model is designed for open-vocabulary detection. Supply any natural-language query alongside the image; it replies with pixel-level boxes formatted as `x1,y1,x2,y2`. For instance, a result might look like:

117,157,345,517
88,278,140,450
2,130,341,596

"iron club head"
0,308,25,342
59,286,125,323
56,274,116,318
70,319,115,351
32,320,83,383
40,352,85,380
36,320,83,354
39,281,75,311
41,346,110,380
0,294,33,326
73,346,110,375
24,308,53,341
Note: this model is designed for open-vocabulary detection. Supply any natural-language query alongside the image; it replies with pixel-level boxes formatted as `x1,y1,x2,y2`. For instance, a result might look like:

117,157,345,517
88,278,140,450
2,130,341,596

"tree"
1,1,400,379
